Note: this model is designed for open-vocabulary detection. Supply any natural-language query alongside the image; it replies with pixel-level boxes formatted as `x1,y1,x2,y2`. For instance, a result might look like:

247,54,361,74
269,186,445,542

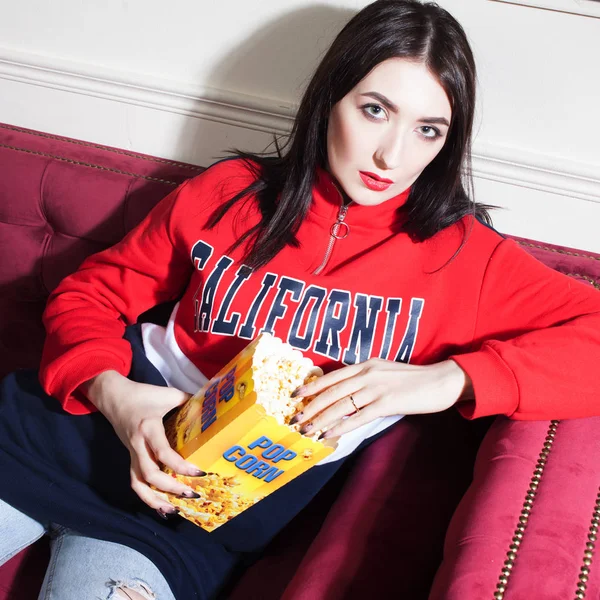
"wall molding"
490,0,600,19
471,145,600,204
0,47,295,135
1,46,599,203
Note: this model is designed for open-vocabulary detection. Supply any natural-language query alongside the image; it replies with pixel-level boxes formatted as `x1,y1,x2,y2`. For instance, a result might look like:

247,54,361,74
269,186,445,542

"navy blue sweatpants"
0,326,355,599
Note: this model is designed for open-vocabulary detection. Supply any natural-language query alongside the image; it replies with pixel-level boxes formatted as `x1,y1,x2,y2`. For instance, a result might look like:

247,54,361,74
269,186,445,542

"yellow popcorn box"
162,333,337,531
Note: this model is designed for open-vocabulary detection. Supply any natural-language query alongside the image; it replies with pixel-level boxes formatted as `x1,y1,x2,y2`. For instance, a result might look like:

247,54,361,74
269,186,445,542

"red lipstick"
359,171,393,192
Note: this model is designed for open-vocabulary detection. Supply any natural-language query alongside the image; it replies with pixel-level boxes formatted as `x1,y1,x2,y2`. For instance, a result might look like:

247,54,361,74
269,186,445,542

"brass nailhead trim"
3,131,598,290
493,420,560,599
0,144,180,186
2,130,599,282
515,240,600,263
513,242,600,290
0,123,204,171
556,273,600,291
573,488,600,599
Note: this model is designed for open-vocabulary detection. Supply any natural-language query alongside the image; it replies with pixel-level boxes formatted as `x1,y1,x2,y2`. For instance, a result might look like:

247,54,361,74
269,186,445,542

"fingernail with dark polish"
157,508,177,519
291,387,305,398
318,431,328,441
190,468,206,477
180,490,201,499
300,423,313,435
290,412,303,425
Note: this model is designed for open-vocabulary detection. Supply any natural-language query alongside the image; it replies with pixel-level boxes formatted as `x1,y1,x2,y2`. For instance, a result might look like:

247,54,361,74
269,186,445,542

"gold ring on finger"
349,395,360,414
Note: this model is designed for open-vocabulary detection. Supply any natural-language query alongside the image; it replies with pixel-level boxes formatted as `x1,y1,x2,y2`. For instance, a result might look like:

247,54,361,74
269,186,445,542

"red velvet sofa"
1,122,599,600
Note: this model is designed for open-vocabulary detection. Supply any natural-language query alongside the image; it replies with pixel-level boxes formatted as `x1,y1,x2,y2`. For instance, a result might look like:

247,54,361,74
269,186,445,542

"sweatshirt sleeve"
39,179,196,415
450,238,600,421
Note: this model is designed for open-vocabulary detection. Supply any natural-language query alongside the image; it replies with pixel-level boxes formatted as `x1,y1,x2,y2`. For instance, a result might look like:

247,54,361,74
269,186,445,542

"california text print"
191,239,424,366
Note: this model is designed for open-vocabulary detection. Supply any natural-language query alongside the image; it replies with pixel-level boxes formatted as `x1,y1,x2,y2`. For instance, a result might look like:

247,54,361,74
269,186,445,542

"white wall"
1,0,599,251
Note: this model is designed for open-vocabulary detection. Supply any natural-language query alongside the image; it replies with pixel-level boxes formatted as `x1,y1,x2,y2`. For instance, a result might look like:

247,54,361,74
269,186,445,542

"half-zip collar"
311,166,411,232
311,202,350,275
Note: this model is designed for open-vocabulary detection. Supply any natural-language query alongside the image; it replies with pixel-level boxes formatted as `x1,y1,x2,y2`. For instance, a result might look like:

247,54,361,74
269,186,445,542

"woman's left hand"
292,358,473,439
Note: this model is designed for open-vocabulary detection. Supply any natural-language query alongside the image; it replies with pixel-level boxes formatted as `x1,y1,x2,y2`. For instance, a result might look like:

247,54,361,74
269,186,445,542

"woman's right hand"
81,370,205,517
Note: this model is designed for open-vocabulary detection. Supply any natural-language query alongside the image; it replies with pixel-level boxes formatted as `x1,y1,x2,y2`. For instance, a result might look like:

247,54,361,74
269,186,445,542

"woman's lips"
359,171,393,192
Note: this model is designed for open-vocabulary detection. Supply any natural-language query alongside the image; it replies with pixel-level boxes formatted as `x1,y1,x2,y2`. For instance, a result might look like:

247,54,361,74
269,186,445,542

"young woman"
1,1,599,599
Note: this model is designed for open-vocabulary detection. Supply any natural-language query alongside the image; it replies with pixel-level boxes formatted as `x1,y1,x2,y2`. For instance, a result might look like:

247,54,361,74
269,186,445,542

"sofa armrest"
431,417,600,599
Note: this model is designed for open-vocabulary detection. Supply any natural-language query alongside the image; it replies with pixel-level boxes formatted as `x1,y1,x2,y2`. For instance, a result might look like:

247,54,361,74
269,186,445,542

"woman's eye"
362,104,387,120
419,126,441,139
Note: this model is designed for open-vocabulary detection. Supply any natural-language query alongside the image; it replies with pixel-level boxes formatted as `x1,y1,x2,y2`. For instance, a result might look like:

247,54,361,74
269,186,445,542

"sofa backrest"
0,123,203,377
1,122,598,379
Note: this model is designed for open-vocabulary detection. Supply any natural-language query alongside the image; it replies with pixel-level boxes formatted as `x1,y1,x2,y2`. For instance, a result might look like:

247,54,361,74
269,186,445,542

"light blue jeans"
0,499,175,600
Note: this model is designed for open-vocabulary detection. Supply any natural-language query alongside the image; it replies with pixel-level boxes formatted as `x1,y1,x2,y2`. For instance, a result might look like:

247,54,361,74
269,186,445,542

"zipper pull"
331,204,350,240
312,204,351,276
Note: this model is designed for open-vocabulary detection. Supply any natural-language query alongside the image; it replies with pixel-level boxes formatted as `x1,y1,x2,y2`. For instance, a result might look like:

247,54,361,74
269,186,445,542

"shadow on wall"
173,3,357,166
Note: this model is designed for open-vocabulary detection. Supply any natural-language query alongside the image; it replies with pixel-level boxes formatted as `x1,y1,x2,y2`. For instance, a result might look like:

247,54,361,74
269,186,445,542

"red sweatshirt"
40,158,600,420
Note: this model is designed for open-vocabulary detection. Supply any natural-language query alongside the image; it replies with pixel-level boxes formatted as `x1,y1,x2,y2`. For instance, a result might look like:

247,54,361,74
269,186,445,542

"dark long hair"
207,0,492,270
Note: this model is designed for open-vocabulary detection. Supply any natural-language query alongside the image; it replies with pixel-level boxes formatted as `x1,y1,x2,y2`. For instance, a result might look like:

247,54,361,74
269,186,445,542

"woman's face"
326,57,452,206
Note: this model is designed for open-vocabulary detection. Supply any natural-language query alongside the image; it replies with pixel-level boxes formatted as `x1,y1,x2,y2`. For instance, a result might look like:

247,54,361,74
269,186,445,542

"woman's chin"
347,186,400,206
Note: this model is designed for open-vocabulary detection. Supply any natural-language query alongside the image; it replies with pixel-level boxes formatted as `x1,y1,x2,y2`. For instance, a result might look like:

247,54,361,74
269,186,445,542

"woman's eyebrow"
418,117,450,127
360,91,399,112
359,92,450,127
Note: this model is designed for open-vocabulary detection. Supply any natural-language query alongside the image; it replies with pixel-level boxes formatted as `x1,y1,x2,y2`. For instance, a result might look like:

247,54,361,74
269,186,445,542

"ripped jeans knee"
105,578,157,600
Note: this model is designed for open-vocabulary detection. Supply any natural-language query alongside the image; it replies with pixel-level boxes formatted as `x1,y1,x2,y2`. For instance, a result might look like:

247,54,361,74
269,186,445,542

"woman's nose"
374,132,406,170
